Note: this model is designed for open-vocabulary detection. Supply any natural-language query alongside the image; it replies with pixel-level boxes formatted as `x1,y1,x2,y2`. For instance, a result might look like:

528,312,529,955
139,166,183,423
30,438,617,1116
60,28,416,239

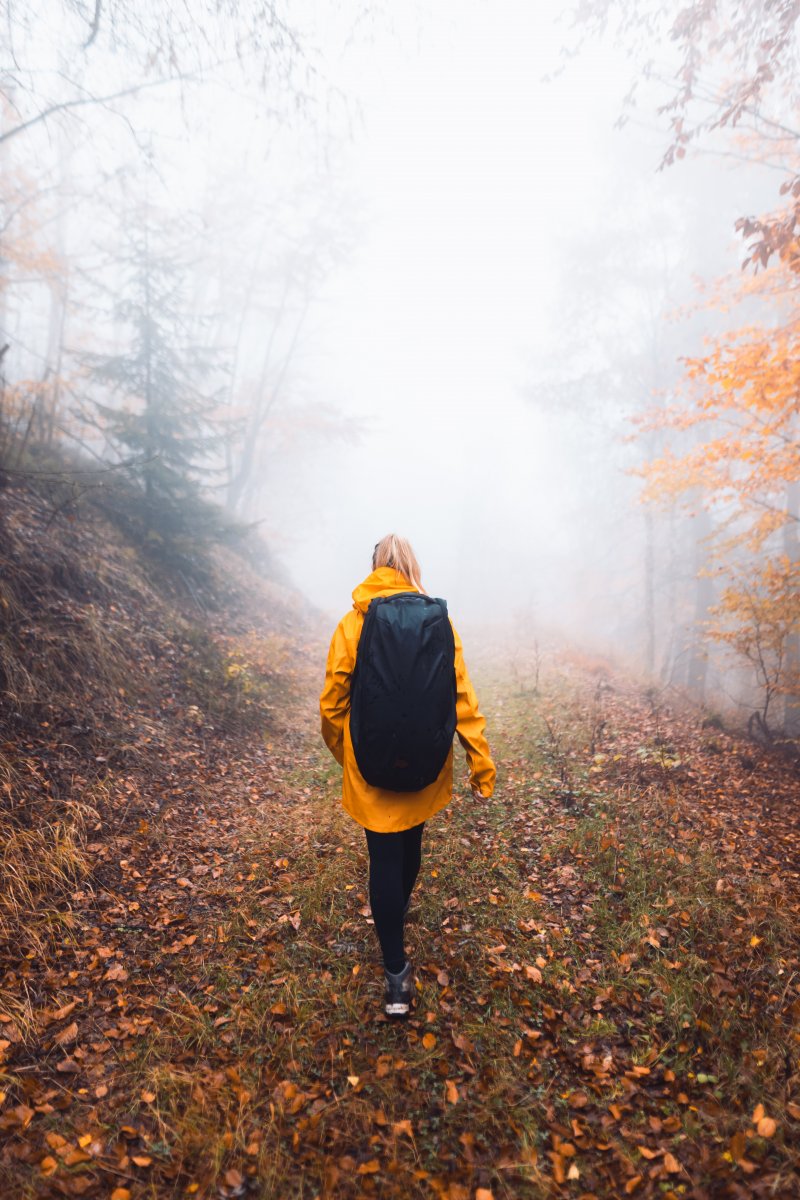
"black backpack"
350,593,457,793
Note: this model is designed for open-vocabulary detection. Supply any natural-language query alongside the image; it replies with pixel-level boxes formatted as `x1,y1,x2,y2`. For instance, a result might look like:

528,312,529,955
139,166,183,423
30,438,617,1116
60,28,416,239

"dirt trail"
2,618,800,1199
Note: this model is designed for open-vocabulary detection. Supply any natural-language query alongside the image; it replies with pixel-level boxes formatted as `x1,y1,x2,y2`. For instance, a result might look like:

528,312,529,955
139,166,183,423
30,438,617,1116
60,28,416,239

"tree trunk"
784,479,800,737
644,508,656,677
143,216,155,516
687,507,714,699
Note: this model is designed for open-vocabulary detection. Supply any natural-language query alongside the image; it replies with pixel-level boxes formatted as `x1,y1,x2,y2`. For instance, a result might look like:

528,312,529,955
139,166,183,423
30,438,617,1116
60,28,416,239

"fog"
3,0,798,726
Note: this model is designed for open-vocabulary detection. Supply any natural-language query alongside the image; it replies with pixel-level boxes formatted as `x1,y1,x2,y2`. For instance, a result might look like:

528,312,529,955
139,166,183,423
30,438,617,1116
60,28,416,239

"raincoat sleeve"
320,617,356,766
453,625,496,798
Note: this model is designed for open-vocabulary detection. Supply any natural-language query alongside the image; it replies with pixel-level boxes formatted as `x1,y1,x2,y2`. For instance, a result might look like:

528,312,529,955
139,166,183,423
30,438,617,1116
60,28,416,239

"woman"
320,534,496,1018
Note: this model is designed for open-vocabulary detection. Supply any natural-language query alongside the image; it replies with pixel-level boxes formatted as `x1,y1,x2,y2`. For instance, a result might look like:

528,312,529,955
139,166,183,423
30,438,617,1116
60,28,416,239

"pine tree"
85,215,227,546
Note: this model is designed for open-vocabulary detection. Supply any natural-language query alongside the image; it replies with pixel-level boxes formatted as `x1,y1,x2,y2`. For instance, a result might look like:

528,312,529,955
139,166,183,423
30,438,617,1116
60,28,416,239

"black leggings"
364,822,424,974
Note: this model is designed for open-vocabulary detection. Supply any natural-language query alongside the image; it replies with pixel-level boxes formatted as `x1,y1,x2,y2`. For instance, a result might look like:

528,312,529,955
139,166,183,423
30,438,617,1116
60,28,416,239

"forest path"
3,635,800,1200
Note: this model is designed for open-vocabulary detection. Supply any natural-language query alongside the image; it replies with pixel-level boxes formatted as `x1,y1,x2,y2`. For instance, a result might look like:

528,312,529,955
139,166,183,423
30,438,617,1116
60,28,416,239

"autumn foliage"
636,250,800,734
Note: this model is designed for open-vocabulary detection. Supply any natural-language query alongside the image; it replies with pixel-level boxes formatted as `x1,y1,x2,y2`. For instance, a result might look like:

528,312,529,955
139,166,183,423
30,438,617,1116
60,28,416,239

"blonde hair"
372,534,423,591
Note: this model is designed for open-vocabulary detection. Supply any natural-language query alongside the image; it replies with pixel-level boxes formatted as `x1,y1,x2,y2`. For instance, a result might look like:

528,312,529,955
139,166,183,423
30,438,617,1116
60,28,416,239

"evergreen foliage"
84,217,230,549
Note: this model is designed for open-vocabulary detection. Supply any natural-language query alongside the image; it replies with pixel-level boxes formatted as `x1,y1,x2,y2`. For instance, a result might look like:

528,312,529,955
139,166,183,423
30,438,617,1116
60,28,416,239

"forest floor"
2,493,800,1200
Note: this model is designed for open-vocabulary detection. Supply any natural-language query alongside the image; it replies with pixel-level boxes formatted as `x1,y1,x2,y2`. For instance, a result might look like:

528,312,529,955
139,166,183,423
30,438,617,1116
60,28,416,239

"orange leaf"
40,1156,58,1176
357,1158,380,1174
53,1021,78,1046
757,1116,777,1138
663,1152,681,1174
63,1149,92,1166
50,1001,77,1022
445,1080,459,1104
422,1033,436,1050
111,1190,132,1200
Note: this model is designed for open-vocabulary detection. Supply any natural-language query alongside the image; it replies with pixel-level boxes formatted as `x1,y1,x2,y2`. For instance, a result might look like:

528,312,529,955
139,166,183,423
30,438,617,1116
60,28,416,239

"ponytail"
372,534,423,592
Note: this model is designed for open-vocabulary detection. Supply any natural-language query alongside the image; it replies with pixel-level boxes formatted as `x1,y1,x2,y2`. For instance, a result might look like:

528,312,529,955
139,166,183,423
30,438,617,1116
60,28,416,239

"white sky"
273,2,698,620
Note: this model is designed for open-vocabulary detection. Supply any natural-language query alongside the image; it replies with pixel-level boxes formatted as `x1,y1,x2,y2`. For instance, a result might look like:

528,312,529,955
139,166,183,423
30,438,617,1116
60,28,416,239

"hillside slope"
0,477,318,963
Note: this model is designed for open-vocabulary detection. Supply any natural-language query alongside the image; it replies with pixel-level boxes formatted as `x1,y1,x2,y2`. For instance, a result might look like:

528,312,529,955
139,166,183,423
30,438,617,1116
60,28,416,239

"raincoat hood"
351,567,419,614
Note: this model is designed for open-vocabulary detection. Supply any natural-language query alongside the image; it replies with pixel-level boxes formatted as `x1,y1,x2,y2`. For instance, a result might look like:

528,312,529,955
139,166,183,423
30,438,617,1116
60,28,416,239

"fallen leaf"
757,1116,777,1138
50,1001,77,1022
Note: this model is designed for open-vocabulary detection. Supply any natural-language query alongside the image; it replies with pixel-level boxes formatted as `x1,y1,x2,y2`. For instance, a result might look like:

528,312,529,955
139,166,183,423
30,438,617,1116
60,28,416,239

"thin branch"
0,74,188,146
82,0,103,50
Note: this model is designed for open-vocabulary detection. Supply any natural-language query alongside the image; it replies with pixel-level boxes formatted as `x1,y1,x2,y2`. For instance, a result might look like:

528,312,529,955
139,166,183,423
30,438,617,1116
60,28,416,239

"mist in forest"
3,0,798,731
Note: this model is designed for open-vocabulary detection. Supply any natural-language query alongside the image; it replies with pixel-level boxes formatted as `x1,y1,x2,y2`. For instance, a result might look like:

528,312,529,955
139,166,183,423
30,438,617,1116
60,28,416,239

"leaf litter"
1,596,799,1197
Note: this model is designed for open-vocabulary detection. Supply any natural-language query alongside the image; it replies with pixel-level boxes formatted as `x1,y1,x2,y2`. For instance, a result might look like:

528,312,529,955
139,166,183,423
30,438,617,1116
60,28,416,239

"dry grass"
0,790,93,960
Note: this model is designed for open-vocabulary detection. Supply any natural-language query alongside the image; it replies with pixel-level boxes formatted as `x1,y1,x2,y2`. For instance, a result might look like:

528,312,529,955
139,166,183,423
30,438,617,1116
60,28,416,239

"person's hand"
470,783,484,799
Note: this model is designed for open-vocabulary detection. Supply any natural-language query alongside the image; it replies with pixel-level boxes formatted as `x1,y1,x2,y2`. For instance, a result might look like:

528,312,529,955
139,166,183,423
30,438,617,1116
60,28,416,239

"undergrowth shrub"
0,757,94,960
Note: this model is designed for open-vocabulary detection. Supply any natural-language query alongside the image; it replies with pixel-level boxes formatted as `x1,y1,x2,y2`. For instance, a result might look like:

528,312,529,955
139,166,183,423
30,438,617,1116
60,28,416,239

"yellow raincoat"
320,567,496,832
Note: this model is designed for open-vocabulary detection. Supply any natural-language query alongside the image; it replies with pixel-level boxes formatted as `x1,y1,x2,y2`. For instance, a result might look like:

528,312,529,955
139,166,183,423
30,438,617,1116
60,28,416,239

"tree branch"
83,0,103,50
0,74,188,146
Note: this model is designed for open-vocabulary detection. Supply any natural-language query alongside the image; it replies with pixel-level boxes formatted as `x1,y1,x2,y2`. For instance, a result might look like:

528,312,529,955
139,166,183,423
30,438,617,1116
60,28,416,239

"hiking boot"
384,961,414,1018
